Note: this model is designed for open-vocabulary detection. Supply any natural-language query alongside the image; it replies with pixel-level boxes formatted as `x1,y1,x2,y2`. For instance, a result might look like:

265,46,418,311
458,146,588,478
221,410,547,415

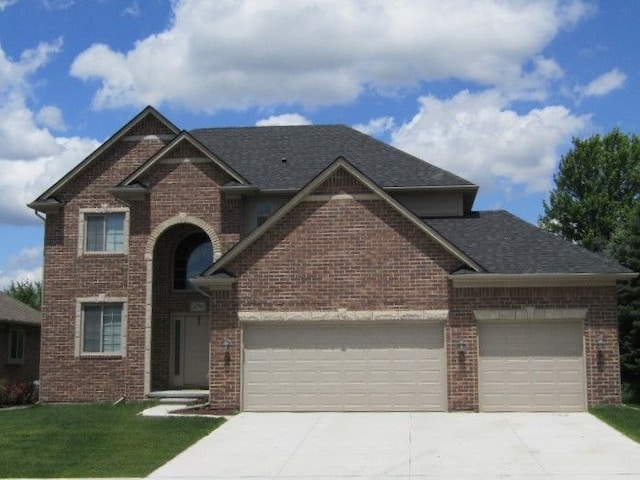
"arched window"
173,232,213,290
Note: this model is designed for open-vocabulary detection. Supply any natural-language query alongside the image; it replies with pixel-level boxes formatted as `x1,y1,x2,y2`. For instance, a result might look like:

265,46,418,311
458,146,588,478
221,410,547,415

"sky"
0,0,638,288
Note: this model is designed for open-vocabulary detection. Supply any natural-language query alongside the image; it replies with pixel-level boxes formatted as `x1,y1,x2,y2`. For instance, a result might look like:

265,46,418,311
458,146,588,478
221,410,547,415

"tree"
4,280,41,311
540,128,640,253
608,203,640,398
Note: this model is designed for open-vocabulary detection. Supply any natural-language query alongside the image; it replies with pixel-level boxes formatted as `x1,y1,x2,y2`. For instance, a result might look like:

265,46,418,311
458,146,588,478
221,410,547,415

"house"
28,106,634,412
0,292,41,385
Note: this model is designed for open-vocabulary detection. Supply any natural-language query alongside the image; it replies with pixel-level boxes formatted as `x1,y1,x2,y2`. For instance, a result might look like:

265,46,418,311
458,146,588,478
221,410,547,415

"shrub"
0,381,38,406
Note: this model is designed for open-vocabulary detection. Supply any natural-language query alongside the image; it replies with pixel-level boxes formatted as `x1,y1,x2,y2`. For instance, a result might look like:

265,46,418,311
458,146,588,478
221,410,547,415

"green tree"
4,279,41,311
540,128,640,253
609,204,640,399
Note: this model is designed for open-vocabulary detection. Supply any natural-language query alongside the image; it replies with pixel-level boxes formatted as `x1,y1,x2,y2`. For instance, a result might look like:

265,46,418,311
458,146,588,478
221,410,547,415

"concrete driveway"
150,412,640,479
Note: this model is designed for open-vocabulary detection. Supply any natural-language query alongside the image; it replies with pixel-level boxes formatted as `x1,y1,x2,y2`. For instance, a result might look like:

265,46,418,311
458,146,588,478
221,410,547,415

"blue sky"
0,0,637,287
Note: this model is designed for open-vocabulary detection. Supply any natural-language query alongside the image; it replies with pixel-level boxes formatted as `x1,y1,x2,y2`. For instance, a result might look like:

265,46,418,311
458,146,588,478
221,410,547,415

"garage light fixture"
458,338,466,353
222,338,232,351
597,336,605,351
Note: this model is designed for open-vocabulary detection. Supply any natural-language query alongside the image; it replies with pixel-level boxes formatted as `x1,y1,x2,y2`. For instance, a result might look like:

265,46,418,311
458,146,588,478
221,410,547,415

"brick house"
29,106,634,412
0,292,41,385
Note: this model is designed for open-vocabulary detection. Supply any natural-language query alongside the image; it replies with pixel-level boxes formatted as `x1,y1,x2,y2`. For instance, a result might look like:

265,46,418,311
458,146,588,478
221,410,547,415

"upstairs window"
256,201,274,226
8,328,25,364
83,212,126,253
174,232,213,290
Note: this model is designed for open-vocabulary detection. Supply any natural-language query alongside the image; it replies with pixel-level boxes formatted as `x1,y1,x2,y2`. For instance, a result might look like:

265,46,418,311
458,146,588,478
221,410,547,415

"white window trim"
78,206,130,256
75,296,128,358
7,327,25,364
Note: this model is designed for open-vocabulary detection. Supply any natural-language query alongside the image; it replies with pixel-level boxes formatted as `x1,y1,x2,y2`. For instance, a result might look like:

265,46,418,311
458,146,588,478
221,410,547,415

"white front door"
170,314,210,387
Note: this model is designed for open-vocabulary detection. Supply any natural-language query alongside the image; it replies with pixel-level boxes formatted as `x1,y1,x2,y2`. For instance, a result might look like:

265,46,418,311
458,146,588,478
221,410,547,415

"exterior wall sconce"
458,339,467,353
597,336,605,352
222,338,232,367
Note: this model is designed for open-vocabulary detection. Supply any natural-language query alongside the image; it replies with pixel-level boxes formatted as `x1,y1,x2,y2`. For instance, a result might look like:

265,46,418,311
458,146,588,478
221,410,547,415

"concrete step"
158,397,203,405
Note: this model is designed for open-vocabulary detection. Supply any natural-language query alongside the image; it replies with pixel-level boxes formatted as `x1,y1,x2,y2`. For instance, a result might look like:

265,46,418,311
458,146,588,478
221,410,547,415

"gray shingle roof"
190,125,475,190
424,211,631,275
0,292,40,326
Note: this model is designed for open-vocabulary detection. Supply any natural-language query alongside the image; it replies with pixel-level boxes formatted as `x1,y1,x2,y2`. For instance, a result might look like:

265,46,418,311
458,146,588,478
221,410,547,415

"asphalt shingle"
425,211,631,275
0,292,40,325
190,125,475,190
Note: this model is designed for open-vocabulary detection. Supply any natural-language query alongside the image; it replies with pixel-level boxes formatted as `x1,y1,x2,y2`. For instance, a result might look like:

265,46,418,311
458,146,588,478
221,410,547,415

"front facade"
30,107,633,412
0,292,41,385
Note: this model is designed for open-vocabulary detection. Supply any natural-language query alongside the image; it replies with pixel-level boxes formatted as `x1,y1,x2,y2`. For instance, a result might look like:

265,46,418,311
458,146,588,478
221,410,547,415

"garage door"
478,321,585,412
243,323,446,411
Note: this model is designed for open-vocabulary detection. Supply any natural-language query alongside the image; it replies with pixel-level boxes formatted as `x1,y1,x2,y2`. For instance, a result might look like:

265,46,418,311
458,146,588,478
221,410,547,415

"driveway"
150,412,640,479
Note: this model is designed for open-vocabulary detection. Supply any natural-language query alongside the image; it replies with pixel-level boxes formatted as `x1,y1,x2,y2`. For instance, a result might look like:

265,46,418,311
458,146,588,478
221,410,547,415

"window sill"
6,359,24,366
78,353,123,359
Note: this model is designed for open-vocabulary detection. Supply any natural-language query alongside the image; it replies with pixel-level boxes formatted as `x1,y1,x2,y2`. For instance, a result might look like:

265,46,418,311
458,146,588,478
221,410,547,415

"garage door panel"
243,323,446,411
479,321,584,412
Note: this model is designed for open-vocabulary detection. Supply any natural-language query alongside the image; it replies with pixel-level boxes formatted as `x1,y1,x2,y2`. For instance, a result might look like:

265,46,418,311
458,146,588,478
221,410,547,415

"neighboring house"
28,106,634,412
0,292,41,384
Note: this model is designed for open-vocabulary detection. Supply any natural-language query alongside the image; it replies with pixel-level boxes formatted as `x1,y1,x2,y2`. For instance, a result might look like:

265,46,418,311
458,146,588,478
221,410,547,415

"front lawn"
591,405,640,443
0,403,224,478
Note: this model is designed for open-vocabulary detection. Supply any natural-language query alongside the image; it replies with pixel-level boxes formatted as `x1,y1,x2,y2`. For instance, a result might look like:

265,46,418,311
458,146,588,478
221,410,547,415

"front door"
170,314,210,387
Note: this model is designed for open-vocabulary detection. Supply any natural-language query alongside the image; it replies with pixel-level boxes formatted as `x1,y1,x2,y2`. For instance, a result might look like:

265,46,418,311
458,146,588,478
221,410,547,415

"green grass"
0,402,224,478
591,405,640,444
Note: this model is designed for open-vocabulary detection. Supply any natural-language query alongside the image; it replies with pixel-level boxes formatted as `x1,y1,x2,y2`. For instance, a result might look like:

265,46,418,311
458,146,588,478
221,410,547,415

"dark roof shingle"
0,292,40,326
190,125,475,190
425,211,631,275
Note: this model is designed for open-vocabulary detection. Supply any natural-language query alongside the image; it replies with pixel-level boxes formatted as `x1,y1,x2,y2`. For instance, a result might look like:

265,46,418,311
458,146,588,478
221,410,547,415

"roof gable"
118,130,250,187
28,106,180,210
196,157,482,283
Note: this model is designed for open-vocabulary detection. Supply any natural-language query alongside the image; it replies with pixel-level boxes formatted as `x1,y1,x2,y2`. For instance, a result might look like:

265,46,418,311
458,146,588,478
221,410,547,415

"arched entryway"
144,216,221,393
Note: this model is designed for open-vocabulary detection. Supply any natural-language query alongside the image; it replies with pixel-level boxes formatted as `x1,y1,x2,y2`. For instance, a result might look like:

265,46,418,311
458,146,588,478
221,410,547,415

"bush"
0,381,38,406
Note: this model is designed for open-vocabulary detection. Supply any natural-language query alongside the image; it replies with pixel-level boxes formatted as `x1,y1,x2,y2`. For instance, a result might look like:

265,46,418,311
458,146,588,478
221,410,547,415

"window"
256,201,274,226
174,232,213,290
81,304,123,354
85,213,125,252
78,208,129,256
8,328,25,364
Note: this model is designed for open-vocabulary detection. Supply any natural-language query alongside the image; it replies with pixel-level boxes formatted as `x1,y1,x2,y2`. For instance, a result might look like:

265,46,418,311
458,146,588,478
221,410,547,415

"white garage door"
479,321,585,412
243,323,446,411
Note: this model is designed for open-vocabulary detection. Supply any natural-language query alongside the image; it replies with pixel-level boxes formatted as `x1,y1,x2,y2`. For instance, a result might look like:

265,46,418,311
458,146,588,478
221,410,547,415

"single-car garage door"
478,321,585,412
243,323,446,411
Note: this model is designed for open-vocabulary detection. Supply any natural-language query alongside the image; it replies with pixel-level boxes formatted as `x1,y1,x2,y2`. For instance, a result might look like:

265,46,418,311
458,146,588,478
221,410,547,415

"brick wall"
449,285,620,410
40,122,242,401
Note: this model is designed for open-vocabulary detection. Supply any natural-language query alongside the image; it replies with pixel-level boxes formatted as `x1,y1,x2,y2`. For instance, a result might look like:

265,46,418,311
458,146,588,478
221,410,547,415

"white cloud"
0,41,101,225
123,1,140,17
0,246,43,290
42,0,75,11
391,90,589,193
0,0,17,11
70,0,590,112
36,105,66,131
353,117,395,136
576,68,626,98
255,113,311,126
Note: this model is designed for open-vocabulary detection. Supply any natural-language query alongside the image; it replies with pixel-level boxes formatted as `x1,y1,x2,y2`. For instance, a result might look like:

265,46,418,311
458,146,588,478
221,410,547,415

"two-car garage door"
243,323,446,411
